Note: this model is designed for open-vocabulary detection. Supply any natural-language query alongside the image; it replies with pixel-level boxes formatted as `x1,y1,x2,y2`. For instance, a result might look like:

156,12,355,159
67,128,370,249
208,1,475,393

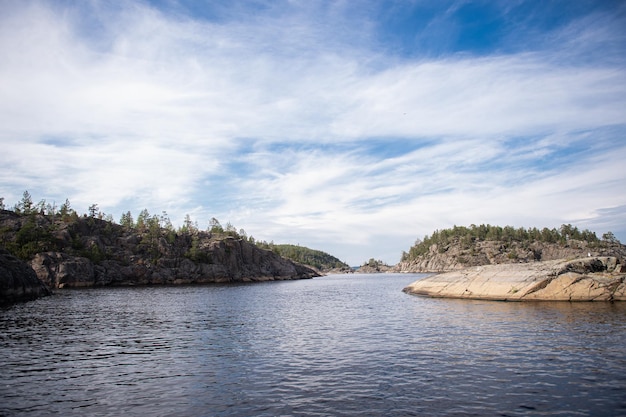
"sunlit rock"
403,257,625,301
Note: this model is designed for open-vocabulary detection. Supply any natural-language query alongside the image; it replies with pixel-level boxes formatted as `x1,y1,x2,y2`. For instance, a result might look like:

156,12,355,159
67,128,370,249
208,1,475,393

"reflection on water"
1,274,625,416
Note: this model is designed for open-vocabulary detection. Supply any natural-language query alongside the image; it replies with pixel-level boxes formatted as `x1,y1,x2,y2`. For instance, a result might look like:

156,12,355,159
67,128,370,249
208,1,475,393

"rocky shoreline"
27,235,318,289
0,209,321,304
0,237,318,305
403,256,625,301
0,249,51,305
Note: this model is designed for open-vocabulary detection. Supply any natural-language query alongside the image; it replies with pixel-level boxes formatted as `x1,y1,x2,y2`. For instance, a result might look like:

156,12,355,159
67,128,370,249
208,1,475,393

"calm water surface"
1,273,625,416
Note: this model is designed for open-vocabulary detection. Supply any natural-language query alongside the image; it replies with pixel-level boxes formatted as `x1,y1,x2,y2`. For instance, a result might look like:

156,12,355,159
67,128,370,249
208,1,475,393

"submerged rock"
0,248,51,305
403,256,625,301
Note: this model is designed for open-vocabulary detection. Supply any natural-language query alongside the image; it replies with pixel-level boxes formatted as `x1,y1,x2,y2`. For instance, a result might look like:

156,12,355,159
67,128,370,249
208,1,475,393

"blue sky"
1,0,625,266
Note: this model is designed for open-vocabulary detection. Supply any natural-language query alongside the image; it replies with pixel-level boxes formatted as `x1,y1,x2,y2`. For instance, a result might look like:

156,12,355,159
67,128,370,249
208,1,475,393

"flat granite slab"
403,257,625,301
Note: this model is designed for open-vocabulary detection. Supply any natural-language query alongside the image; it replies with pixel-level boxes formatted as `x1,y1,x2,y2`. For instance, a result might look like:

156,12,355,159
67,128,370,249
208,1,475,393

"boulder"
0,248,51,305
403,257,625,301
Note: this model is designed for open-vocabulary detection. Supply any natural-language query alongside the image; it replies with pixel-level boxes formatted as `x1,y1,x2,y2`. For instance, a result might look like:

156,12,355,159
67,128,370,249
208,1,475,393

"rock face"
0,248,51,305
0,211,319,289
30,252,95,288
396,239,626,273
28,236,319,288
403,257,626,301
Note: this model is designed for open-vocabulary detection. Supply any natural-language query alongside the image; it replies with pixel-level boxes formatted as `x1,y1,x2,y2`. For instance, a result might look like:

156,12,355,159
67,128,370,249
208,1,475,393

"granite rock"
403,257,625,301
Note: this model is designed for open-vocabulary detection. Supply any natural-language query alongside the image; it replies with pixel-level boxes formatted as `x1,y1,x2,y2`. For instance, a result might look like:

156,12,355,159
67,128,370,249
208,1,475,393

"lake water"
1,273,625,416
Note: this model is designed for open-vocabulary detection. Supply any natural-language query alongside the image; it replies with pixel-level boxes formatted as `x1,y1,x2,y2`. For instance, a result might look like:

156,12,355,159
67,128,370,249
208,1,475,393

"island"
0,204,319,303
399,224,626,301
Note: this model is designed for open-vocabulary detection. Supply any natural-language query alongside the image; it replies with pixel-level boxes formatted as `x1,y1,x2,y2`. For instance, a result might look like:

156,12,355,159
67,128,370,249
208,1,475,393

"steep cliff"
0,248,51,305
0,210,319,289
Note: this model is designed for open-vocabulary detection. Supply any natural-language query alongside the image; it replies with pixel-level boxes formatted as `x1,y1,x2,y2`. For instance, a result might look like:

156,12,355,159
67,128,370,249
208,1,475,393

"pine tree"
120,211,134,229
16,190,34,214
136,209,150,231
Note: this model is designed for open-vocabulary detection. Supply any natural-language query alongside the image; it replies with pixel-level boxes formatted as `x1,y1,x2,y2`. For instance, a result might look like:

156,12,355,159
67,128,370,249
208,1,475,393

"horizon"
1,1,625,266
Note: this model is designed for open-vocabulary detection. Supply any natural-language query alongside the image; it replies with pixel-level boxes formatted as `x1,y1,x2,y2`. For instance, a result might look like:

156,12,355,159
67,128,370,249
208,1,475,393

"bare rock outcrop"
28,236,318,288
396,239,625,273
403,256,625,301
0,210,319,289
0,248,51,305
31,252,95,288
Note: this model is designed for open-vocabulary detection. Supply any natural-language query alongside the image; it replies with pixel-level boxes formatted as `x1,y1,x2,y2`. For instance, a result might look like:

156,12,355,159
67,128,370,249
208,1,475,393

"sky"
1,0,625,266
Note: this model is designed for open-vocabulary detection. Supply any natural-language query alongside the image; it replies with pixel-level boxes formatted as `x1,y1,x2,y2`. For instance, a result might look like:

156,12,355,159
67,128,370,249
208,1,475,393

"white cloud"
3,2,624,143
222,135,626,264
0,1,625,265
331,56,626,139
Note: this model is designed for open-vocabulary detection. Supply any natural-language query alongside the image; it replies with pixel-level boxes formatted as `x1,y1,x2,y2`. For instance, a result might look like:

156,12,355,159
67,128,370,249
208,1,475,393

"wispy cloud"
1,0,625,264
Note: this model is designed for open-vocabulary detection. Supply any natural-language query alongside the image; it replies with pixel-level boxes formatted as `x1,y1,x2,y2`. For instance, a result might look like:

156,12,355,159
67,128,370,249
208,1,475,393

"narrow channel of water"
1,273,625,416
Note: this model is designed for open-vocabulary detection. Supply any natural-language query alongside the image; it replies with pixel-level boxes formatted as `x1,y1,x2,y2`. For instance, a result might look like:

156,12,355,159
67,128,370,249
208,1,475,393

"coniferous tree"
603,232,618,244
209,217,223,234
59,199,72,220
160,211,173,231
120,211,134,229
88,204,99,218
181,214,197,234
16,190,34,214
136,209,150,231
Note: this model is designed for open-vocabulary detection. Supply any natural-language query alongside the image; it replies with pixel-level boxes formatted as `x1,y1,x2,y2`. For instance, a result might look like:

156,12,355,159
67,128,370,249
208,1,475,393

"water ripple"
1,275,626,416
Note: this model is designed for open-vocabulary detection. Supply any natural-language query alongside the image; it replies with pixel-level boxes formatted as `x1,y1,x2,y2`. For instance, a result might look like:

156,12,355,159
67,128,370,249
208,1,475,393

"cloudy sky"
1,0,625,265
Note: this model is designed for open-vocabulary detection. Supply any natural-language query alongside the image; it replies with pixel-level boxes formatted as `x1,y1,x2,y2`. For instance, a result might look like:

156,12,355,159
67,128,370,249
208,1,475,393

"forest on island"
256,243,349,271
0,191,346,271
402,223,621,262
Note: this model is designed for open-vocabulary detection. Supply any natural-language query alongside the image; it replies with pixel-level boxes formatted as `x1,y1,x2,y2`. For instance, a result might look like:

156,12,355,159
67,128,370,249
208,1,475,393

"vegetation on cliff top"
401,223,623,265
0,191,341,271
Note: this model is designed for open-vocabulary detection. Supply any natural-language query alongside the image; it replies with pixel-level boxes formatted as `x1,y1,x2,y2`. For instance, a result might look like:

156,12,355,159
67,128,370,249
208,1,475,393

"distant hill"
397,224,626,273
255,243,351,273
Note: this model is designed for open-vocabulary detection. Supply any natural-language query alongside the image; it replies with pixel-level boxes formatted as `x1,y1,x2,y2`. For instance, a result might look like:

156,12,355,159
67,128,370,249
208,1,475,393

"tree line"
402,223,620,262
1,190,252,240
255,242,349,270
1,191,341,270
1,191,263,262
